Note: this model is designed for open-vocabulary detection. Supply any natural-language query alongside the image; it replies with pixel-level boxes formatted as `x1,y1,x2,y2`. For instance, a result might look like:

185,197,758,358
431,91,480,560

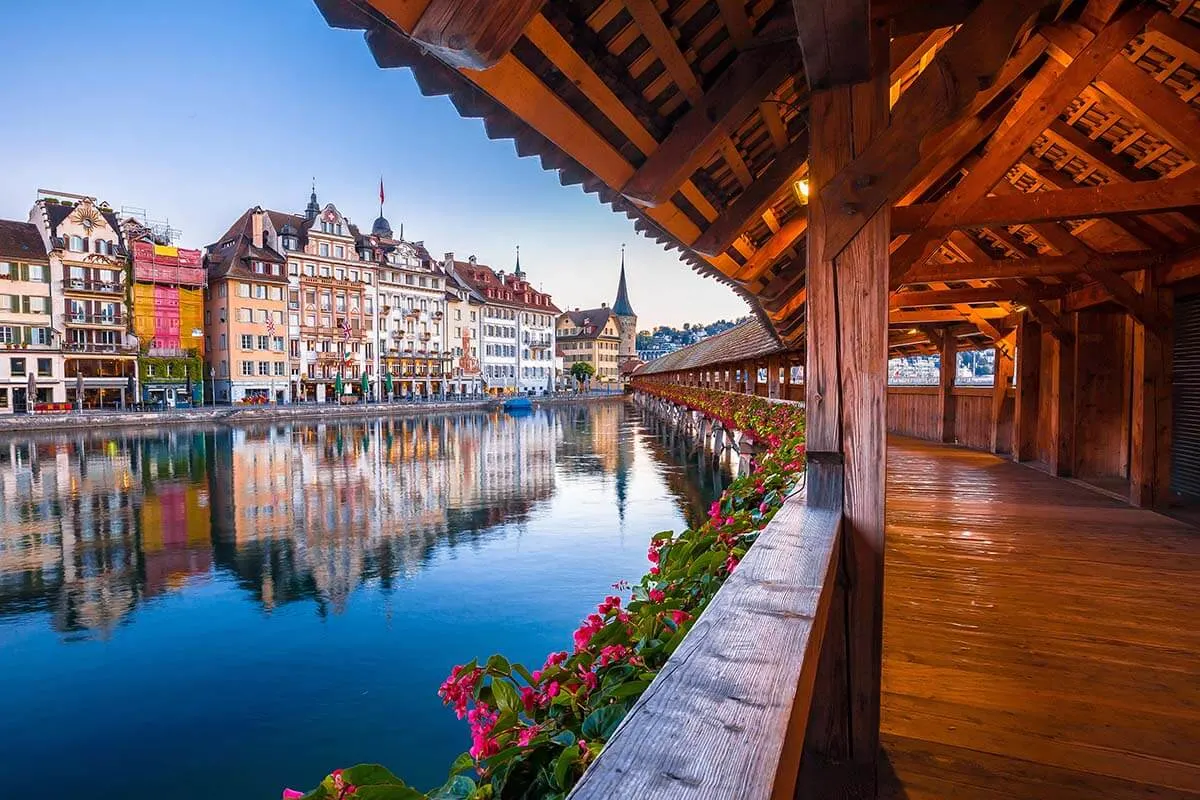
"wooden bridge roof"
313,0,1200,355
639,317,785,374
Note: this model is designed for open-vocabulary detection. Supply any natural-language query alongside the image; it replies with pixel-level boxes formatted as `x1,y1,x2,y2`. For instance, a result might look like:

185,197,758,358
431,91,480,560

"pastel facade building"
0,219,61,412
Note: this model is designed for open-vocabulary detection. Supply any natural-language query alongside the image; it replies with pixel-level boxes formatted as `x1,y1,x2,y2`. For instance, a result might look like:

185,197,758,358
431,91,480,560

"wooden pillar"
744,360,756,395
1014,318,1041,462
938,331,957,443
767,356,782,399
1047,311,1076,477
803,30,888,786
991,341,1015,455
1130,271,1172,506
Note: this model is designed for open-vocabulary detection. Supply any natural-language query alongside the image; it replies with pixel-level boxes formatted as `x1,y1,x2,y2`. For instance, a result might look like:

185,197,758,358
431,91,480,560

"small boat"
503,396,533,413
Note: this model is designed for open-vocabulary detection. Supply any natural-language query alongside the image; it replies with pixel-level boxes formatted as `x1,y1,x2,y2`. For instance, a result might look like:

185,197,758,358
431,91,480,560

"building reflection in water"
0,402,726,638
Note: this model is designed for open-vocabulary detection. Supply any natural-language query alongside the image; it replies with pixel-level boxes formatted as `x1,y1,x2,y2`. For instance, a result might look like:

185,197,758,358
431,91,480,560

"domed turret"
372,215,393,238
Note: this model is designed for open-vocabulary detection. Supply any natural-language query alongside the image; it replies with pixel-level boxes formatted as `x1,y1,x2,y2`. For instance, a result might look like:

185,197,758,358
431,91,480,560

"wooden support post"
745,361,756,395
1014,318,1041,462
1047,307,1077,477
802,27,888,795
767,356,782,399
938,331,957,443
1130,271,1173,506
991,342,1015,455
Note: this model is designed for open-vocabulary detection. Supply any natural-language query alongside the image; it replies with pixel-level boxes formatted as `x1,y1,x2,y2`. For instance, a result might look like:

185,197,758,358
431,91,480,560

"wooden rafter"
791,0,871,89
620,44,804,207
890,6,1155,282
817,0,1057,262
900,249,1155,283
890,170,1200,233
891,285,1066,308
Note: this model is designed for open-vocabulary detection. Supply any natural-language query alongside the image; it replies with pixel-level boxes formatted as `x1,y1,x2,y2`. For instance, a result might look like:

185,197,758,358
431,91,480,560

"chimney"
601,302,608,308
251,207,265,248
468,255,477,265
444,251,454,263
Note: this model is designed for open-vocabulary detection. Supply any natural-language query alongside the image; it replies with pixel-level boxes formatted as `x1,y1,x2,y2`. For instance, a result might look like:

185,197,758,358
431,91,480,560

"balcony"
63,278,124,296
63,342,135,355
66,314,125,327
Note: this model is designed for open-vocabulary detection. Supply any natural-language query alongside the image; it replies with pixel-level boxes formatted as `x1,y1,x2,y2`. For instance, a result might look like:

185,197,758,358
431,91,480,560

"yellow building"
556,306,622,383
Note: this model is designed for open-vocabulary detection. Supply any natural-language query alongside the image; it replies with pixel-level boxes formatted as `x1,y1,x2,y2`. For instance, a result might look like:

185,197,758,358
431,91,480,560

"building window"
68,236,85,252
257,335,269,350
11,358,26,376
237,283,250,298
240,361,253,376
258,362,270,376
241,334,254,350
319,243,329,257
37,358,51,377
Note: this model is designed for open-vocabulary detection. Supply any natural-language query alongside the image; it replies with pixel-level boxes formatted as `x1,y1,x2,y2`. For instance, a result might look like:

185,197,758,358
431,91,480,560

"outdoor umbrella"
384,370,393,399
127,375,136,409
75,371,84,411
185,365,193,406
361,371,370,400
27,371,36,413
334,373,343,399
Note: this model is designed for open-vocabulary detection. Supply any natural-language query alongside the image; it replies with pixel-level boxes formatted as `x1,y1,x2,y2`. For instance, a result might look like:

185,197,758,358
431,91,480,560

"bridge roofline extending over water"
313,1,1200,797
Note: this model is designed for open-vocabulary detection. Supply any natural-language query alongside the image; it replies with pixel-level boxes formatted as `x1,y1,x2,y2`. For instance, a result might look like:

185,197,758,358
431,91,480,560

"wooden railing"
886,385,1003,451
569,491,842,800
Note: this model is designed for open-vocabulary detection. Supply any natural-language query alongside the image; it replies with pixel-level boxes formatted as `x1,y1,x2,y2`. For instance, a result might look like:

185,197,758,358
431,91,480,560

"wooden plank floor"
880,437,1200,800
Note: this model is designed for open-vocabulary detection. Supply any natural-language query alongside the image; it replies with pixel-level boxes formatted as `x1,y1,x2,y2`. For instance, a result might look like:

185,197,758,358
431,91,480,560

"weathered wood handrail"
568,492,842,800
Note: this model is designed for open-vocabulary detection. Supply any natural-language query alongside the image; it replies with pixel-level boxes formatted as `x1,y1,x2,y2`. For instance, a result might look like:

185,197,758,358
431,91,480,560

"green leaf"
492,678,520,714
299,787,331,800
581,704,627,740
486,654,511,675
607,679,650,699
430,775,476,800
511,663,535,685
553,747,579,790
485,745,526,769
447,752,474,777
550,730,576,747
342,764,406,786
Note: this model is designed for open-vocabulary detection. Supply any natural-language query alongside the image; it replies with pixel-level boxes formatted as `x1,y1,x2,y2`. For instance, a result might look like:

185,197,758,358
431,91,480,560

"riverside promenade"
0,391,625,433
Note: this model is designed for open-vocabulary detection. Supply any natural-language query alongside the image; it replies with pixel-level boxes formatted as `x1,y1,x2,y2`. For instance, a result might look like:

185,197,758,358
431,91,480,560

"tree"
569,361,596,390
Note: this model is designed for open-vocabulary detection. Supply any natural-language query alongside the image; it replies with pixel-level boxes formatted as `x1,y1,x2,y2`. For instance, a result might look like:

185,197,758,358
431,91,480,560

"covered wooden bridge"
313,0,1200,797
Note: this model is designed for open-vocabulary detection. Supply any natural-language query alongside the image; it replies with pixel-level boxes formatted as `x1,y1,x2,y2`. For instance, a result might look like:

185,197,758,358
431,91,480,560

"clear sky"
0,0,748,330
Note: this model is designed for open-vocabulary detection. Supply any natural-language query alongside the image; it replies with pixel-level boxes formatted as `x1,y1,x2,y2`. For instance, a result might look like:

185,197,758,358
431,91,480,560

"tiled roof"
639,318,783,374
451,259,561,314
0,219,48,262
44,202,123,243
205,209,289,284
560,307,617,340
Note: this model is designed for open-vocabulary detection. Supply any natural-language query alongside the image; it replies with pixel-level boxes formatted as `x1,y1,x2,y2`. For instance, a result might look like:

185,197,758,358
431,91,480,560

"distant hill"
636,318,748,351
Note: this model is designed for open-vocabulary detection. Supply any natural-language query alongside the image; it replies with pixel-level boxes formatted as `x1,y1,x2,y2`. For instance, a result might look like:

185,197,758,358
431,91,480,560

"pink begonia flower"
649,566,660,576
546,681,560,698
517,725,540,747
724,554,740,574
648,588,665,603
282,790,304,799
671,610,691,626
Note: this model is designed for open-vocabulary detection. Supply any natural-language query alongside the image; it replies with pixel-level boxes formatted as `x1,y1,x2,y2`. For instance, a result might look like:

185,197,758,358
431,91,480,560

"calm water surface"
0,399,728,799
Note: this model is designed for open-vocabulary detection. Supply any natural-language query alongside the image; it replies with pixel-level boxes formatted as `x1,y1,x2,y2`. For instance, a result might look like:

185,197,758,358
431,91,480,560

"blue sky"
0,0,747,329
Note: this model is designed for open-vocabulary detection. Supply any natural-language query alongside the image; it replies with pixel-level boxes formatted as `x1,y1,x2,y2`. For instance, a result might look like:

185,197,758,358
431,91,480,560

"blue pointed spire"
612,244,635,317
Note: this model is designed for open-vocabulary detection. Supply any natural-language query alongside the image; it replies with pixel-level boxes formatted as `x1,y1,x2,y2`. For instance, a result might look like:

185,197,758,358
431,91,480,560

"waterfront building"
360,210,454,399
444,265,486,396
556,305,623,383
122,214,205,407
29,190,136,409
445,251,557,395
203,208,290,403
0,219,62,412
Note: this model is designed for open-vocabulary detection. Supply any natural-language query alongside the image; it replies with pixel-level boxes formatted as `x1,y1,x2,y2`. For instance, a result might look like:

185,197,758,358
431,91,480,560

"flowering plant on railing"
287,383,805,800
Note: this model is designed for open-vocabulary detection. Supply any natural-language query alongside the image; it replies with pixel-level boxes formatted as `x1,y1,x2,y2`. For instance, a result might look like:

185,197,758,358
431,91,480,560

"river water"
0,399,728,799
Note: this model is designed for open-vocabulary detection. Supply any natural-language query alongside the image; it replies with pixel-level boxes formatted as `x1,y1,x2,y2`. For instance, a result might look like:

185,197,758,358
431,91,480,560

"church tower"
612,245,637,366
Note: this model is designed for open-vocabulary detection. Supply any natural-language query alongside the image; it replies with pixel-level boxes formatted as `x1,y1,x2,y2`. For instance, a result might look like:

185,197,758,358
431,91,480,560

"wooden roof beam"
816,0,1056,262
889,6,1154,282
890,170,1200,233
873,0,980,36
900,249,1154,284
692,132,810,256
792,0,871,90
890,307,1010,324
410,0,545,69
620,44,804,207
891,285,1066,308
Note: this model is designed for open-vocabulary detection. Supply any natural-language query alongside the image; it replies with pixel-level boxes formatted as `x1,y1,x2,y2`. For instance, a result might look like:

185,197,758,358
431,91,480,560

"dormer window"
68,235,85,252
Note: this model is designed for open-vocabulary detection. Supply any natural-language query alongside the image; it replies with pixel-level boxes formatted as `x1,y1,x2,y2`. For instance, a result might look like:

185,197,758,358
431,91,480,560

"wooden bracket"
1086,269,1171,338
